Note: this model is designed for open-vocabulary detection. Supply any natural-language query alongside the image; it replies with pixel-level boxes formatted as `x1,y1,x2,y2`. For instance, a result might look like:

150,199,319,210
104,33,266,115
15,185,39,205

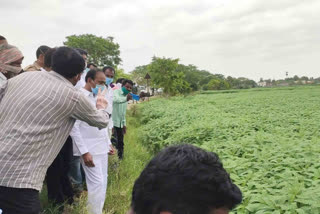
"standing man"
69,48,89,194
0,47,110,214
0,43,24,80
70,69,115,214
113,79,133,159
43,47,74,211
103,66,115,139
74,48,90,89
132,83,138,104
24,45,50,71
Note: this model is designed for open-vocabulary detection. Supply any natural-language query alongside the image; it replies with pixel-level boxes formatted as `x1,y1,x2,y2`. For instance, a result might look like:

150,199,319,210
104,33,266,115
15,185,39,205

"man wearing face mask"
70,69,115,214
0,47,110,214
0,43,24,81
103,66,115,139
112,79,133,160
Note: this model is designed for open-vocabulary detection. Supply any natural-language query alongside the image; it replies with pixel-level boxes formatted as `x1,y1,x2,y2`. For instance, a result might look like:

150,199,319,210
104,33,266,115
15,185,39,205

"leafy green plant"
138,86,320,214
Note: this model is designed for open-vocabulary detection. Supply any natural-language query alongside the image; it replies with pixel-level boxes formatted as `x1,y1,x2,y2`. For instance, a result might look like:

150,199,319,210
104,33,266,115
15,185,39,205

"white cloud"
1,0,319,80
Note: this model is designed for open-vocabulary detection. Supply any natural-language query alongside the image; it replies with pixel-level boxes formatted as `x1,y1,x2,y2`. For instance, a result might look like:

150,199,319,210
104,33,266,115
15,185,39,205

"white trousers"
81,154,109,214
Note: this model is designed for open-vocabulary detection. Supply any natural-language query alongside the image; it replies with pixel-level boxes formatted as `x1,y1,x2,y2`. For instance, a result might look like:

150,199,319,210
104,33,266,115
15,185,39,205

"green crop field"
138,86,320,214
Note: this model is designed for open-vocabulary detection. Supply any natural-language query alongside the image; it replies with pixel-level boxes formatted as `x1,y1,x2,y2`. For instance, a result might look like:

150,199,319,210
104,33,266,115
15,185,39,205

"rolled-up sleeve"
71,93,109,129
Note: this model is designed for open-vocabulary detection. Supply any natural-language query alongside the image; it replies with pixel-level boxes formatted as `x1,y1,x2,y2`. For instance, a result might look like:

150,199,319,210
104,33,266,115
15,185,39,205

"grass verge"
40,109,152,214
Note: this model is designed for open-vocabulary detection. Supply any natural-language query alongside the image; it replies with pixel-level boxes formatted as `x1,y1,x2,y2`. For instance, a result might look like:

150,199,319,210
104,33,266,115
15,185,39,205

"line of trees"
131,57,257,95
259,76,320,87
64,34,257,96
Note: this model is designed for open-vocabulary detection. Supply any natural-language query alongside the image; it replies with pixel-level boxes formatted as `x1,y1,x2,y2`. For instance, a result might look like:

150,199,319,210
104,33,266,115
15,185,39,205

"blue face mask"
106,77,113,85
92,84,106,95
84,68,90,73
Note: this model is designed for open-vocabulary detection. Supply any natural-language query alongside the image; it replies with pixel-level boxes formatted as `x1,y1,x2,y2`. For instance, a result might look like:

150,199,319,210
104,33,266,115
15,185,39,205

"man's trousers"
114,127,124,159
46,136,74,208
0,186,41,214
80,154,108,214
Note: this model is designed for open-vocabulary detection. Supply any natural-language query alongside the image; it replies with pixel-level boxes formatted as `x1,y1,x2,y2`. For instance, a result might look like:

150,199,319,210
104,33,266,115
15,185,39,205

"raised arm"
113,89,127,103
71,89,109,129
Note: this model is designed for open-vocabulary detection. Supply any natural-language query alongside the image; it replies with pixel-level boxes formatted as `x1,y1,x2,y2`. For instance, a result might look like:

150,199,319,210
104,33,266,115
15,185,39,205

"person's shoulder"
114,88,123,94
23,64,37,71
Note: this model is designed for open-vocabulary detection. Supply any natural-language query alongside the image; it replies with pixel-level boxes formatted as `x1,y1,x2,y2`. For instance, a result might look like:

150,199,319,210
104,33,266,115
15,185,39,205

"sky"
1,0,319,81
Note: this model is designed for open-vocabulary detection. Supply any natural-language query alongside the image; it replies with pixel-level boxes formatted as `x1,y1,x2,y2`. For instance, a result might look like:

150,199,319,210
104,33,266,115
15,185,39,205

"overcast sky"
1,0,319,80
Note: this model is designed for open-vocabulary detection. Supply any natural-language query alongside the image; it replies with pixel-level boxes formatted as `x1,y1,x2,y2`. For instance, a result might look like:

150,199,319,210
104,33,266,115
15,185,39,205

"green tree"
148,57,191,95
293,75,299,81
205,78,230,90
206,79,221,90
130,65,149,85
64,34,121,67
114,68,132,81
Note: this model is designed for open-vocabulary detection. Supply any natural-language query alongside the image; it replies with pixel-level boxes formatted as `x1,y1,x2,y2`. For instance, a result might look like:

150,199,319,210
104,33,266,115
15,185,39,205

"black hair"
52,46,85,79
123,79,133,86
116,78,125,84
87,63,97,68
0,35,6,40
85,69,97,82
103,66,115,74
85,69,104,82
75,48,88,56
36,45,51,59
44,48,57,69
131,144,242,214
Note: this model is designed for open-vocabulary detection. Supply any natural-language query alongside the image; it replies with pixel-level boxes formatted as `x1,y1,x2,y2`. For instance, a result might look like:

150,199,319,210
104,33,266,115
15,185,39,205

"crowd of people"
0,36,242,214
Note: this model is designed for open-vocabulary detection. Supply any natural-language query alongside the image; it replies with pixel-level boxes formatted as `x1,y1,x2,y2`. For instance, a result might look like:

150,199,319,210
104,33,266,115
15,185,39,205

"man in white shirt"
103,66,115,138
70,69,115,214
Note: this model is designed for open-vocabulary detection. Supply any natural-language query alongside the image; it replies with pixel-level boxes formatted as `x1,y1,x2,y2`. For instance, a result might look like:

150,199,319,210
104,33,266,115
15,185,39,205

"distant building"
278,82,289,87
258,81,267,87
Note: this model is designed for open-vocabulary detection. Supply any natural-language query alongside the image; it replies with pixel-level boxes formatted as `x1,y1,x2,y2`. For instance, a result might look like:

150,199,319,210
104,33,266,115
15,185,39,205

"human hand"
108,145,116,155
82,152,95,167
123,126,127,134
96,88,108,109
127,93,132,101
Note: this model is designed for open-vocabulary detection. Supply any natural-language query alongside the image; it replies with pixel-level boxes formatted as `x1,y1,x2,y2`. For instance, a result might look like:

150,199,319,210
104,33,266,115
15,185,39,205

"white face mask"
0,64,22,74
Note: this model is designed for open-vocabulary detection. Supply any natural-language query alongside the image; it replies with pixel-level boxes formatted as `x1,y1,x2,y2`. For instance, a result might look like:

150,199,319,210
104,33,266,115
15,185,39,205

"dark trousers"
114,127,124,159
0,186,41,214
46,136,74,208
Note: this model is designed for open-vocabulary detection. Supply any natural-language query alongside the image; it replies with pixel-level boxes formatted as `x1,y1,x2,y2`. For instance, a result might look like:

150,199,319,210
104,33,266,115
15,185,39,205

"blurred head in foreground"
128,144,242,214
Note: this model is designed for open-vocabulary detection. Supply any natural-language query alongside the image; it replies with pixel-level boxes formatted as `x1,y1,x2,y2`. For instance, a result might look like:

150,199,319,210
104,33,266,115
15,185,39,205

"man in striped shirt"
0,47,110,214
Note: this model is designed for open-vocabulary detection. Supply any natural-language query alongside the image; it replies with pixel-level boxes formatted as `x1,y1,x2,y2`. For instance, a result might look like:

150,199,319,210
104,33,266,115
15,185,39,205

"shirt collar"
80,87,93,97
49,71,74,87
